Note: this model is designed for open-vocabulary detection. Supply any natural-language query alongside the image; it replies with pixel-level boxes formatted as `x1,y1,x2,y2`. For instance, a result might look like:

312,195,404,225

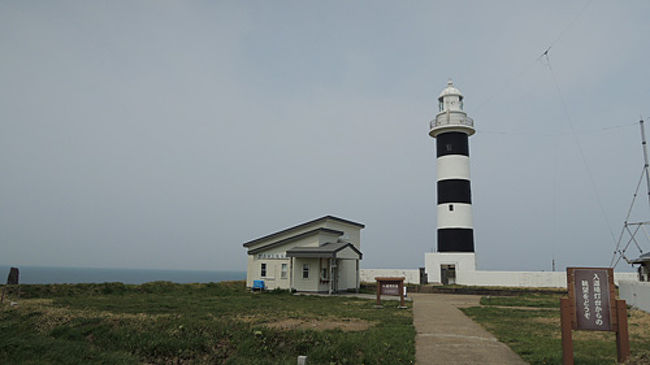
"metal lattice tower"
610,119,650,268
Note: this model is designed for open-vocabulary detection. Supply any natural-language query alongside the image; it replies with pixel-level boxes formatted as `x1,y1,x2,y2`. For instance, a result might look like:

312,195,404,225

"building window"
302,264,309,279
261,263,266,277
449,204,454,211
281,263,288,278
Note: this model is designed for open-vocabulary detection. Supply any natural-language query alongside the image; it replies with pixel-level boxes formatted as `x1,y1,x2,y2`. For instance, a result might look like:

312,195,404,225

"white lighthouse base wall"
618,280,650,313
424,252,477,284
424,252,638,288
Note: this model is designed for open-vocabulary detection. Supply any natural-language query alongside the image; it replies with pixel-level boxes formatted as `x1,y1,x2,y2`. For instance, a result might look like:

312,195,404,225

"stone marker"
1,267,20,303
7,267,19,285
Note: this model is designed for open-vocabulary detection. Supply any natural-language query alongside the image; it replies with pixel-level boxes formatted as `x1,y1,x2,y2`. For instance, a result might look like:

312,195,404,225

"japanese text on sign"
572,269,612,331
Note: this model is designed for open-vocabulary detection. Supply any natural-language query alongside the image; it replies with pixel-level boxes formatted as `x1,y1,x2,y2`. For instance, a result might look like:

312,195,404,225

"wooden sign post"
561,267,629,364
375,277,406,308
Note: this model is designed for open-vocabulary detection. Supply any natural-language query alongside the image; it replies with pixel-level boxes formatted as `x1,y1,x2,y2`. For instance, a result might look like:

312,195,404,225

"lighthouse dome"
430,79,474,137
438,79,463,101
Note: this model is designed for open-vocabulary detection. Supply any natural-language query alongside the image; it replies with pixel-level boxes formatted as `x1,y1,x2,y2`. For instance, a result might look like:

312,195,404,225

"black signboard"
572,268,612,331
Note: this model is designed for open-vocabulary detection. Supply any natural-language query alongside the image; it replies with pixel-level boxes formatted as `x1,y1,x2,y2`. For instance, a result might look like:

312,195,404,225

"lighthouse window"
449,204,454,211
446,144,453,152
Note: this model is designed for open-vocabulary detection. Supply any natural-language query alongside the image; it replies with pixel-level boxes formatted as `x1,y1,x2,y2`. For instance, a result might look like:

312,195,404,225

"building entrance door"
441,264,456,285
419,267,428,285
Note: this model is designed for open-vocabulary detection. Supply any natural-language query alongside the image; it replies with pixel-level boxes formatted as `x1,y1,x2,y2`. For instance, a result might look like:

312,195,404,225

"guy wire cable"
542,52,618,258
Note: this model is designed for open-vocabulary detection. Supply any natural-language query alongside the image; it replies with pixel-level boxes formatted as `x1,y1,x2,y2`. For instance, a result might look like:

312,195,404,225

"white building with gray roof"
243,215,364,293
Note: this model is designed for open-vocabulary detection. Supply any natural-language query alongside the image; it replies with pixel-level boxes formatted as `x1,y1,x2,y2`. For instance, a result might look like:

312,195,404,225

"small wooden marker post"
561,267,630,364
375,277,406,308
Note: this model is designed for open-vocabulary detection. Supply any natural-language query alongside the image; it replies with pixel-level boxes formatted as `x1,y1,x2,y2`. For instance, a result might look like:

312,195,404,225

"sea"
0,265,245,285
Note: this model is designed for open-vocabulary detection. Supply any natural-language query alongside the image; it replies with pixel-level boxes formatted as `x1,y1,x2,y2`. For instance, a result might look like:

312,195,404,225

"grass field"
479,293,562,309
0,281,414,364
462,292,650,365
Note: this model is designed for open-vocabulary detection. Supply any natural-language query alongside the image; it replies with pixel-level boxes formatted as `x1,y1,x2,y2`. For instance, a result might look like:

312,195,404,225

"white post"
328,259,333,295
356,260,360,293
289,257,293,292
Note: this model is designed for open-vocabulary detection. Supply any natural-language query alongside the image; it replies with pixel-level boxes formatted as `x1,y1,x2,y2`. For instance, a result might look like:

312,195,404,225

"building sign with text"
380,282,400,296
568,268,614,331
374,277,406,308
562,267,629,364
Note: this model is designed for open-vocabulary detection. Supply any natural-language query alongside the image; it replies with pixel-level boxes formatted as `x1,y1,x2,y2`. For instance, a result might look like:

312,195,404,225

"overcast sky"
1,1,649,272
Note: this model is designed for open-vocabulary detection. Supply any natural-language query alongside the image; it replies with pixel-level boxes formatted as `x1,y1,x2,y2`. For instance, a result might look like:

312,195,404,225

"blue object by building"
252,280,265,291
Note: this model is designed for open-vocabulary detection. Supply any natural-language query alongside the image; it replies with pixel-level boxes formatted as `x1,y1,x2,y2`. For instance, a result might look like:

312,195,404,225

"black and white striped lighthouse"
429,80,475,253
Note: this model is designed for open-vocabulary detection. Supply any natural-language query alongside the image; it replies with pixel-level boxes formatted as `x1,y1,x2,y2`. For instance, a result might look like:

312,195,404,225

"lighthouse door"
441,265,456,285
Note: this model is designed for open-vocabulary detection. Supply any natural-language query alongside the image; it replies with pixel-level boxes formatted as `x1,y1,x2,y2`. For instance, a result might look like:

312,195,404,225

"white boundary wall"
618,280,650,313
424,252,638,288
360,269,420,284
468,270,566,287
465,270,636,288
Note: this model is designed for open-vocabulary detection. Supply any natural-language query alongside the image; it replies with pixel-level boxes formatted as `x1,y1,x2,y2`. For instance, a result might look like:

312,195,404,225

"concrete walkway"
411,293,527,365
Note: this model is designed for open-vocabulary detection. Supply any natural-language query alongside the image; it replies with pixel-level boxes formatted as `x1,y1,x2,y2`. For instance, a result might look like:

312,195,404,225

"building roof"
242,215,365,248
286,242,363,259
246,227,343,255
631,251,650,264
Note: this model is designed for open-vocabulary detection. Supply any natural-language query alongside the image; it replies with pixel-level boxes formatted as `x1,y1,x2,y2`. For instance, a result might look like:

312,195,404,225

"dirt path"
411,293,528,365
